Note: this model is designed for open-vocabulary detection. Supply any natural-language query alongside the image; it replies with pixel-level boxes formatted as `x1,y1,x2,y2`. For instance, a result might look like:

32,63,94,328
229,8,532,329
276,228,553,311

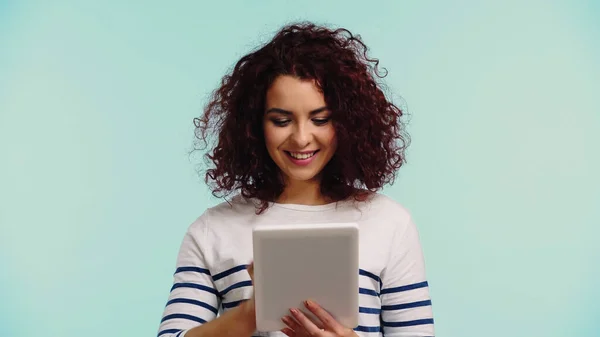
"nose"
290,124,312,148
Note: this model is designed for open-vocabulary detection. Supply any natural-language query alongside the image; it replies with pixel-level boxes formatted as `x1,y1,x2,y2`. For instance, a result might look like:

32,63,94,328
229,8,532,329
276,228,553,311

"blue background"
1,1,599,336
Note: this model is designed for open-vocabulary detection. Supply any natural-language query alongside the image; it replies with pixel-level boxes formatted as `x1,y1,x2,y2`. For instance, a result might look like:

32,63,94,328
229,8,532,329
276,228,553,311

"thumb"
247,262,254,283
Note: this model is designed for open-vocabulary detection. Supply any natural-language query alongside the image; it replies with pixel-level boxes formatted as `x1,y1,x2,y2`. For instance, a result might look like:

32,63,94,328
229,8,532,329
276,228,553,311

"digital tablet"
252,222,359,332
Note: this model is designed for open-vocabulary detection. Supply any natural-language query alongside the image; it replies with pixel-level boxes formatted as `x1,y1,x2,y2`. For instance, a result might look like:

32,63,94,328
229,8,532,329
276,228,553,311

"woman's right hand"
182,262,257,337
237,262,257,326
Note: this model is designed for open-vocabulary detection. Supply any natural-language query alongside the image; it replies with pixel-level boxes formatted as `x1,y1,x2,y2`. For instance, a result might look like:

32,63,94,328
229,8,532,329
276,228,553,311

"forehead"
265,75,326,110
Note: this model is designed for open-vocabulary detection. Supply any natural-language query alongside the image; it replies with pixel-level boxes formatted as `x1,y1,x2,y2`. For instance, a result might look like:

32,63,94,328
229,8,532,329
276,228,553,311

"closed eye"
271,119,291,127
312,118,330,126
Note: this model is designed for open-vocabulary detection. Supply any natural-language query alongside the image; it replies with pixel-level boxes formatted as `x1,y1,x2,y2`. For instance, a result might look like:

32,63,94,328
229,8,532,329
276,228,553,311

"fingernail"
305,300,314,308
290,308,299,315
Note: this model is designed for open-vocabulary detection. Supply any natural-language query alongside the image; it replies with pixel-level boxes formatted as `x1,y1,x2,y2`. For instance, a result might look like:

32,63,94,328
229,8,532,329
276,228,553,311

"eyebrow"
265,106,329,116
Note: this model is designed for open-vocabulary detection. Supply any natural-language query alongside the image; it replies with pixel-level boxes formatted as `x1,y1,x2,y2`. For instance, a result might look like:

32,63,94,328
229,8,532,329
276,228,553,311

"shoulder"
186,194,257,235
359,192,411,219
352,192,415,235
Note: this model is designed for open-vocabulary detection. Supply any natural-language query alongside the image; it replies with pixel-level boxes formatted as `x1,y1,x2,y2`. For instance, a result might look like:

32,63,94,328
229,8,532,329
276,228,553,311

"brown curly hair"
194,22,409,213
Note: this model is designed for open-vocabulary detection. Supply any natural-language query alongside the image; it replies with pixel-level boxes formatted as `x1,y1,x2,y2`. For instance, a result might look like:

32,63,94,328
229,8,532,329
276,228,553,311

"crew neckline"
269,200,340,212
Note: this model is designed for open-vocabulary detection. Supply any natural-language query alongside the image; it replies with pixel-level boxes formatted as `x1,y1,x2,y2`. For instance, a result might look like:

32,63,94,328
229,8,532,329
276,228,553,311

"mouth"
285,150,319,160
283,150,320,166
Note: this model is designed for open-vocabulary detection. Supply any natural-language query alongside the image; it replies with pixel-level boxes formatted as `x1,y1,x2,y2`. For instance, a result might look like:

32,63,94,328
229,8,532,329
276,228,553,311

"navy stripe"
381,281,428,294
382,299,432,311
175,266,211,275
359,306,381,314
174,331,184,337
354,325,381,332
359,287,379,296
222,299,246,309
171,282,218,295
220,280,253,296
359,269,381,285
161,313,207,324
158,329,181,336
213,265,249,281
382,318,434,327
166,298,218,314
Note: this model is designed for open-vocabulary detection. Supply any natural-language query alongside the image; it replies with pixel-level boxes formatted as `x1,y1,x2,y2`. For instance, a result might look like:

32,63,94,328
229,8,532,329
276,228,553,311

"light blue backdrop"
1,1,599,336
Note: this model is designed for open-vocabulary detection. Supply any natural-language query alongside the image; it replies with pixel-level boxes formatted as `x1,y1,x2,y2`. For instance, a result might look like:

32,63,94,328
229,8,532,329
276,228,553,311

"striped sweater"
157,193,435,337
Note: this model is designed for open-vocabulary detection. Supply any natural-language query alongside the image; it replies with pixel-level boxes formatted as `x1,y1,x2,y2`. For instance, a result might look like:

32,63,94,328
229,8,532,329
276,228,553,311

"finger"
246,262,254,283
290,308,322,336
282,315,302,333
306,315,325,330
284,312,323,332
245,263,256,306
281,327,296,337
304,300,345,334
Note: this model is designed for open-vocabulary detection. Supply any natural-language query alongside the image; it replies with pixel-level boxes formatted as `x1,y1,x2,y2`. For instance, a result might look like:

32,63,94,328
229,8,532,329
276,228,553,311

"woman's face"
263,75,337,184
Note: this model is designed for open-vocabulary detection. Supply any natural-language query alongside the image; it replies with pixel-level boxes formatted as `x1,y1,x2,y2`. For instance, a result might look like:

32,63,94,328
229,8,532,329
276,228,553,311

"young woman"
157,22,434,337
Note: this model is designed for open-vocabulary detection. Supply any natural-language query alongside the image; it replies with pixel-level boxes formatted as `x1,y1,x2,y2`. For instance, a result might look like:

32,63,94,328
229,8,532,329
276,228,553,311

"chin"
285,170,320,182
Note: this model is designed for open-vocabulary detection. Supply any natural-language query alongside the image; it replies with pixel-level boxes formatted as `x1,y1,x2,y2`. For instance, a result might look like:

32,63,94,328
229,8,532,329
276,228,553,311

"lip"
284,150,319,166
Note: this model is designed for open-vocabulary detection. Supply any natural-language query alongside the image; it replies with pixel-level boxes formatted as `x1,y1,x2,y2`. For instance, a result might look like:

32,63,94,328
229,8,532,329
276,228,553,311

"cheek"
263,125,283,150
320,126,337,149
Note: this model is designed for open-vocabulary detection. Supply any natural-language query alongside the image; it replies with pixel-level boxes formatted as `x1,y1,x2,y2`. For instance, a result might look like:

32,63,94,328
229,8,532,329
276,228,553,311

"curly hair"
194,22,410,213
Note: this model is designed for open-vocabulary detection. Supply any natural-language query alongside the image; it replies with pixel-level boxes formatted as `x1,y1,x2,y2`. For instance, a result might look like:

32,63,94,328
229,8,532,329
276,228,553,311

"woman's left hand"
281,300,358,337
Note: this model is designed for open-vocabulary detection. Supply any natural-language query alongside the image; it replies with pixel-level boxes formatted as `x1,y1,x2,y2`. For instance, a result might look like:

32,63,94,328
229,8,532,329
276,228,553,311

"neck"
276,178,330,205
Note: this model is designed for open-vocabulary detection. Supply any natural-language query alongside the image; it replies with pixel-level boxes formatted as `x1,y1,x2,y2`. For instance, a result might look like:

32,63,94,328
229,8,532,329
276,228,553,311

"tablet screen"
252,223,359,332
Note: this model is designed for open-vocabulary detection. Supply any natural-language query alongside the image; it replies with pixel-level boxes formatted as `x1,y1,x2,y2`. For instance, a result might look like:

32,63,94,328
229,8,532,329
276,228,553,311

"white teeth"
289,152,315,160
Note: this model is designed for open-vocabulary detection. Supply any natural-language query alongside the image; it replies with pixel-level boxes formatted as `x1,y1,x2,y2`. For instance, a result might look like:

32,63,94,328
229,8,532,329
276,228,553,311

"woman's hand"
237,262,257,323
281,300,358,337
183,262,257,337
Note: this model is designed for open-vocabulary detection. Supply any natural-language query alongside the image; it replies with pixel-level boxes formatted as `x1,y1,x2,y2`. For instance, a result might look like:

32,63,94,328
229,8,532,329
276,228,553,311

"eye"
312,118,330,126
272,119,291,127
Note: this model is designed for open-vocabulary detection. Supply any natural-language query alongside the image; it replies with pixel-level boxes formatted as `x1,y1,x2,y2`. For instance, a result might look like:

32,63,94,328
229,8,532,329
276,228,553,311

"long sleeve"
157,222,220,337
379,216,435,337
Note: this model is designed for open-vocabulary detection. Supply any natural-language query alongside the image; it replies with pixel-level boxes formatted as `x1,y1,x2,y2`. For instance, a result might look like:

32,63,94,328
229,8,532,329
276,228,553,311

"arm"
380,216,435,337
183,301,255,337
157,224,256,337
184,265,257,337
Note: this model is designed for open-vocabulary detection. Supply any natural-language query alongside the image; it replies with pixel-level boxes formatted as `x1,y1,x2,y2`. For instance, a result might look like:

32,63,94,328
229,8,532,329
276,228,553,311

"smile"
284,150,319,166
287,151,318,159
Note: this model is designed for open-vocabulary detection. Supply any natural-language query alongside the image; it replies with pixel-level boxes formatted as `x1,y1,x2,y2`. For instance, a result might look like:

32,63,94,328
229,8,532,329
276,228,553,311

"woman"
157,22,435,337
